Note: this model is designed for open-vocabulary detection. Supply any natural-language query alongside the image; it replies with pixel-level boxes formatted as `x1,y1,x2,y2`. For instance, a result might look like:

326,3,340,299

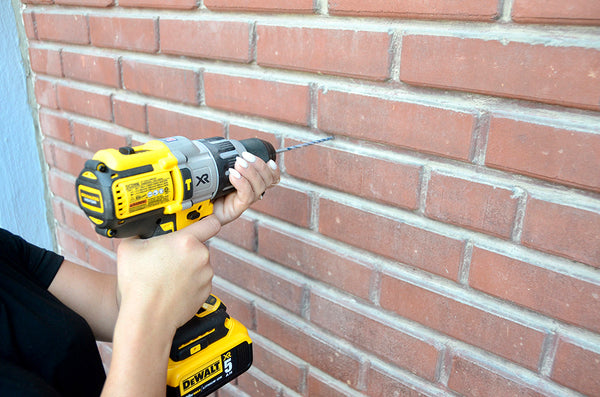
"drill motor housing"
76,136,275,239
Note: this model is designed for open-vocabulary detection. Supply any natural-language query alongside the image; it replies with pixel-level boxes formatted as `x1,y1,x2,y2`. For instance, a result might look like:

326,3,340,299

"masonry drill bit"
276,136,334,153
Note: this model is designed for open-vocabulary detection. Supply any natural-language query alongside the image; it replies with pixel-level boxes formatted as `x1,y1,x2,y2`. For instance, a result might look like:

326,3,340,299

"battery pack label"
181,356,223,395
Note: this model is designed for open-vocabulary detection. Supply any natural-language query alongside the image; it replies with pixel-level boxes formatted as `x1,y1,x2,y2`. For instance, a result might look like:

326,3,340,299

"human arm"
101,215,220,397
48,155,279,341
48,155,277,395
48,260,119,342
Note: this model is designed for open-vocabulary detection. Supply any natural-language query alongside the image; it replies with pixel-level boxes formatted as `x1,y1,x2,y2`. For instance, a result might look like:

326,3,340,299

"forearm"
101,302,175,397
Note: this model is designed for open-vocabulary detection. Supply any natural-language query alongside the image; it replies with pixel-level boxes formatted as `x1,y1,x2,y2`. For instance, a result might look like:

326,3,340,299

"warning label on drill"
120,173,172,215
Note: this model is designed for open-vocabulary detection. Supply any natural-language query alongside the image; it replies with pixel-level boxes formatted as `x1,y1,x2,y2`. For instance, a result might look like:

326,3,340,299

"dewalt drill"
75,135,331,396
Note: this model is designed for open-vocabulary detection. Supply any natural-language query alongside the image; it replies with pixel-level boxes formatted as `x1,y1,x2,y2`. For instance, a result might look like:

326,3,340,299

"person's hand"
115,215,221,333
212,152,280,226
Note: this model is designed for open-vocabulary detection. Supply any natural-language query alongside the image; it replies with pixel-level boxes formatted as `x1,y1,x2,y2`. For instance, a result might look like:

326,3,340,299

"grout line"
538,332,559,377
511,188,528,243
458,241,474,286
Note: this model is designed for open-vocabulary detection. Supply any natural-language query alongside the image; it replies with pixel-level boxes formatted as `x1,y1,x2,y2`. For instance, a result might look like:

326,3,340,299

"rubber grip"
239,138,276,163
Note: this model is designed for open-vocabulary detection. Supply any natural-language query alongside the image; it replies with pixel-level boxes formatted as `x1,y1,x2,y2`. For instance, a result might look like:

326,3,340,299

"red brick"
146,106,224,139
319,199,464,281
35,13,89,45
306,373,353,397
217,216,256,252
72,121,128,153
400,35,600,111
227,124,279,162
49,143,90,176
118,0,197,8
61,202,113,251
89,16,157,53
204,73,310,125
52,199,65,226
252,343,303,392
284,140,421,209
160,19,251,62
256,309,361,388
122,60,198,104
56,84,113,122
311,293,439,380
39,109,71,142
35,78,58,109
55,0,113,6
486,117,600,192
257,25,391,81
43,142,55,169
216,386,240,397
522,199,600,268
22,11,36,40
380,275,545,369
425,173,519,239
48,169,78,205
209,246,305,315
257,225,372,299
56,227,87,262
237,371,278,397
470,248,600,332
317,90,475,161
205,0,313,12
112,97,146,133
61,51,120,88
512,0,600,25
250,185,310,228
29,47,62,77
330,0,498,20
448,355,545,397
365,368,428,397
552,339,600,396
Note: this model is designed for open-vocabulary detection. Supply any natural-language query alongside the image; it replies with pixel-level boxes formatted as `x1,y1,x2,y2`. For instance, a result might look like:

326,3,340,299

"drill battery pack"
166,295,253,397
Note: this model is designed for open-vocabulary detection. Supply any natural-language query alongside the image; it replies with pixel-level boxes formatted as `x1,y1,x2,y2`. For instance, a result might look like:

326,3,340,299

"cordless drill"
75,135,331,396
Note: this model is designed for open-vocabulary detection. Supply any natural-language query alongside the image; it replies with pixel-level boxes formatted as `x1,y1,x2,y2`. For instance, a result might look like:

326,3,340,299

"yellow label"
81,171,97,180
88,216,103,225
180,356,223,395
78,185,104,213
160,222,175,233
113,172,174,218
190,344,202,356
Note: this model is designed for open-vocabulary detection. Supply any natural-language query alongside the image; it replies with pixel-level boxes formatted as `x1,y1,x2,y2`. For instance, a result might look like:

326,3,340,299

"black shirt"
0,228,105,396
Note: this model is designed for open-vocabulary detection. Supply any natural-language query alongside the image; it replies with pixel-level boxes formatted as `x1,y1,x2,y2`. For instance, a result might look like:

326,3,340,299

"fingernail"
268,160,278,170
236,156,249,169
229,168,242,179
242,152,256,163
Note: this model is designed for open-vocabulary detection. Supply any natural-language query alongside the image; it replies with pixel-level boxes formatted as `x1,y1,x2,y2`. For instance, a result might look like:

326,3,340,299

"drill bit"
276,136,334,153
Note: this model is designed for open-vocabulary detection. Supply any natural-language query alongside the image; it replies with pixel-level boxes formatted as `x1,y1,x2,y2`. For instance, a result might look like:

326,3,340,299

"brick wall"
18,0,600,396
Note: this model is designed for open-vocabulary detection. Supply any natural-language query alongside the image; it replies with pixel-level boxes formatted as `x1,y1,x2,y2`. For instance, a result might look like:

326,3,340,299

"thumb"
179,215,222,242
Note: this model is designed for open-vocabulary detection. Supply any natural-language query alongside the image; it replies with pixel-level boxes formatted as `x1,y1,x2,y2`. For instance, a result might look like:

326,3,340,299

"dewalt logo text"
181,357,222,394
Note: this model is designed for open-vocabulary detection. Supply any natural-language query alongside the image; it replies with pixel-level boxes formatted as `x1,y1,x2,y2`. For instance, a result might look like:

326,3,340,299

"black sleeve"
0,228,64,289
